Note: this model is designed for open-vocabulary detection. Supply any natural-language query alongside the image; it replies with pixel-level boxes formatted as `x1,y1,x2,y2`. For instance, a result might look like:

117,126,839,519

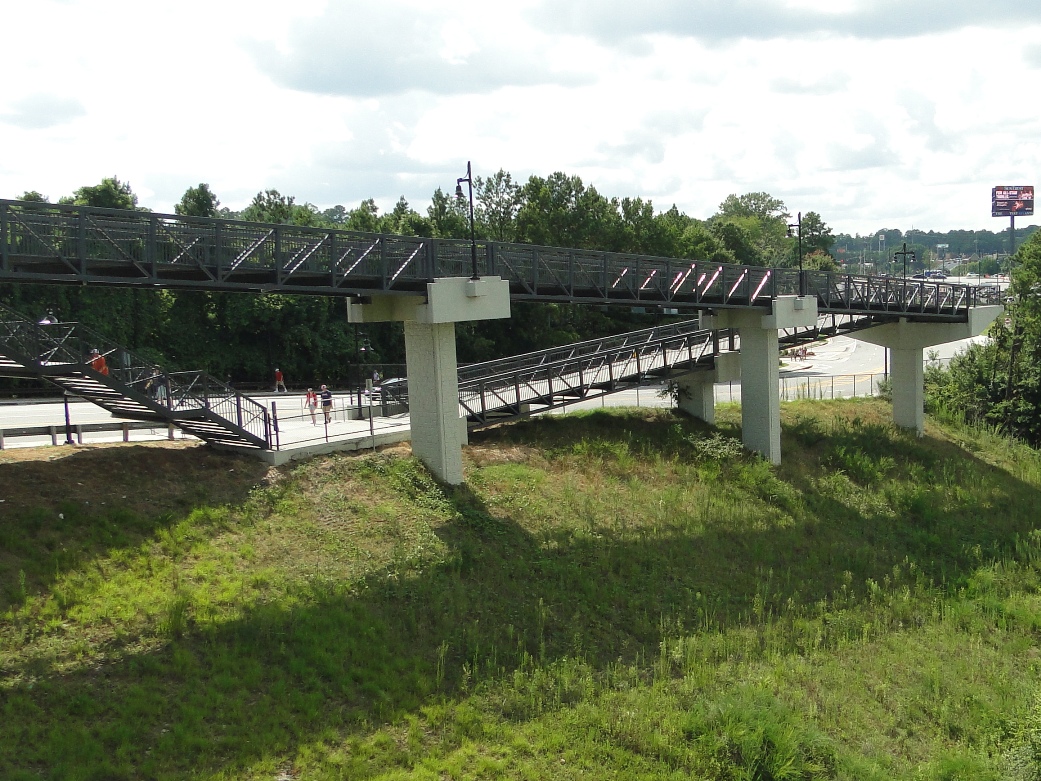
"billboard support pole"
1010,214,1016,258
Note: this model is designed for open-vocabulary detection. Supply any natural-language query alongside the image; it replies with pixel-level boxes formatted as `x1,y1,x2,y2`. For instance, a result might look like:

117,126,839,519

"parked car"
364,377,409,403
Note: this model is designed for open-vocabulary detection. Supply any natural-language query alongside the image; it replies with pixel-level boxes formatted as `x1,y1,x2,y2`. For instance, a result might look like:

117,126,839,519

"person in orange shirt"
89,348,109,376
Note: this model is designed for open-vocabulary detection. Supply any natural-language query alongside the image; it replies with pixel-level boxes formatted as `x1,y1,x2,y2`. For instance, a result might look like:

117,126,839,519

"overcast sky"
2,0,1039,235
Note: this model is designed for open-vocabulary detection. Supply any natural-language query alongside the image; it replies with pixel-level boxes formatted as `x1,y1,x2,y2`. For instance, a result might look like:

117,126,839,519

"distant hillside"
2,400,1040,779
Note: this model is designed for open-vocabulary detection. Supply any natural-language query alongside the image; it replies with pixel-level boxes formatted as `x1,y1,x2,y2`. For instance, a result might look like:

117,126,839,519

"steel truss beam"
0,200,1001,320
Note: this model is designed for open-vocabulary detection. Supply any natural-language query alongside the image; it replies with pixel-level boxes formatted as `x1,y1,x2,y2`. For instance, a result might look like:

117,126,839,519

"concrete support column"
675,352,740,426
849,305,1002,436
677,373,716,424
404,320,467,485
890,347,925,433
738,324,781,463
709,296,819,465
348,276,511,485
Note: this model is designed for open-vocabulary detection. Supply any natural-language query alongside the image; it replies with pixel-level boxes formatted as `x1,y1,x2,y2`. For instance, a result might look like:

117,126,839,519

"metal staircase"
0,302,271,449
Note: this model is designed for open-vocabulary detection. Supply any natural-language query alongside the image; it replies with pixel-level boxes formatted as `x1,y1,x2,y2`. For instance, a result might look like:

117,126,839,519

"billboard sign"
992,185,1034,217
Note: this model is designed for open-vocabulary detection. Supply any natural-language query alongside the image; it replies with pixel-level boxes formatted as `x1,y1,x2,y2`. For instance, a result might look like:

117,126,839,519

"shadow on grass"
3,407,1040,778
0,445,269,608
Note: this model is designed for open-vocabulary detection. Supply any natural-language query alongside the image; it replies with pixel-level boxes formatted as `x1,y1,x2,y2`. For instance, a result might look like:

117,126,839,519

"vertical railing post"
236,394,243,428
0,202,8,272
214,223,223,281
271,401,281,450
379,237,388,291
275,225,283,286
77,209,87,271
147,213,157,277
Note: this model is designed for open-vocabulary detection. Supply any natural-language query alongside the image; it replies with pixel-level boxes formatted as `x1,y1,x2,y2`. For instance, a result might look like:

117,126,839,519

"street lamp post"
456,161,479,280
787,211,804,294
894,242,915,280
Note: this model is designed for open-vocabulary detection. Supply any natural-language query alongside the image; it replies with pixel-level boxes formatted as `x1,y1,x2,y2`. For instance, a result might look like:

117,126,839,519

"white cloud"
529,0,1041,45
248,3,595,97
0,94,86,129
0,0,1039,235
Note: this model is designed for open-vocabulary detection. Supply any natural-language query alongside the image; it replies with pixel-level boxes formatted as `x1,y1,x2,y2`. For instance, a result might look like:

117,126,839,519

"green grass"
2,399,1041,779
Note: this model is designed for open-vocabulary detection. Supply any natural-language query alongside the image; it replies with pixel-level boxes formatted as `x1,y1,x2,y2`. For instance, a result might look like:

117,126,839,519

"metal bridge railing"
0,199,1003,318
459,322,719,426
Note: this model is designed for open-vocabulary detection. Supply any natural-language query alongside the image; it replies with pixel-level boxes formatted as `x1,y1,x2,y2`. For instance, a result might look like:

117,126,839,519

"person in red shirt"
274,368,286,393
89,348,109,376
305,387,318,424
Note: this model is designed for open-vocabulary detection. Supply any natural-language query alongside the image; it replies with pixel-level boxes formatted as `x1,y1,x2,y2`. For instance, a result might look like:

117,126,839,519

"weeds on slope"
1,400,1040,779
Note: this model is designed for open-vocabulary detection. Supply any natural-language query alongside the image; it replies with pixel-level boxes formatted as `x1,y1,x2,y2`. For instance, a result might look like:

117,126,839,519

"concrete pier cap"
348,277,511,485
850,305,1002,435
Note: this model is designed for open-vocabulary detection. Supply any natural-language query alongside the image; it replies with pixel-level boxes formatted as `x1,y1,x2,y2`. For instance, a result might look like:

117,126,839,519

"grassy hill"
2,399,1040,780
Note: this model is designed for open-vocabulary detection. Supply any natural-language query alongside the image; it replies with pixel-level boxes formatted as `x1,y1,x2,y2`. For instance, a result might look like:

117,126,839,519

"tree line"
926,229,1041,447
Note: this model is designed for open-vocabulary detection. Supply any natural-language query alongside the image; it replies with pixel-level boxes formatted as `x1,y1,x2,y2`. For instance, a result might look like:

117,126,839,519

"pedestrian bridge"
0,199,1004,482
0,199,1000,318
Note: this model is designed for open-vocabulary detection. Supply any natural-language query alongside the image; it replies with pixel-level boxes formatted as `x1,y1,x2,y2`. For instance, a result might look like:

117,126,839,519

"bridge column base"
849,306,1001,436
677,373,716,424
348,277,511,485
676,353,740,425
711,296,818,465
404,321,467,484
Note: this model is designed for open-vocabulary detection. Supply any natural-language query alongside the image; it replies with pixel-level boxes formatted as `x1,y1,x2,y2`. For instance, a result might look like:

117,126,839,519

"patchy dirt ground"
0,441,273,519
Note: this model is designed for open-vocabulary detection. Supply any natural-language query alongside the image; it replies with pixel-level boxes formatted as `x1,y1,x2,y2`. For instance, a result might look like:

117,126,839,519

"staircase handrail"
0,301,270,446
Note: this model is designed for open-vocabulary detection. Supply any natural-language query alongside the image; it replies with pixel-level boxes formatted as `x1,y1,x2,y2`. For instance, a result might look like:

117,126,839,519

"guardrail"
0,420,190,449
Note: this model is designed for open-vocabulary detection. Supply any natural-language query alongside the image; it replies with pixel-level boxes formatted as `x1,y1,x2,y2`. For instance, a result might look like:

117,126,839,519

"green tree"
61,176,140,210
515,172,621,250
18,190,49,203
711,220,760,265
242,190,319,226
428,187,469,239
475,169,522,242
802,249,839,271
800,211,835,257
175,183,220,218
678,222,735,263
345,198,381,233
926,230,1041,445
321,205,348,225
714,192,790,264
717,192,790,222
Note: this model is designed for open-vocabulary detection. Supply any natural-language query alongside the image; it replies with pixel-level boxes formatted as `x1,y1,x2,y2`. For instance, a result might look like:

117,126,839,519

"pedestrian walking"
145,366,168,405
274,368,287,393
305,387,318,425
320,384,333,424
89,348,109,376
